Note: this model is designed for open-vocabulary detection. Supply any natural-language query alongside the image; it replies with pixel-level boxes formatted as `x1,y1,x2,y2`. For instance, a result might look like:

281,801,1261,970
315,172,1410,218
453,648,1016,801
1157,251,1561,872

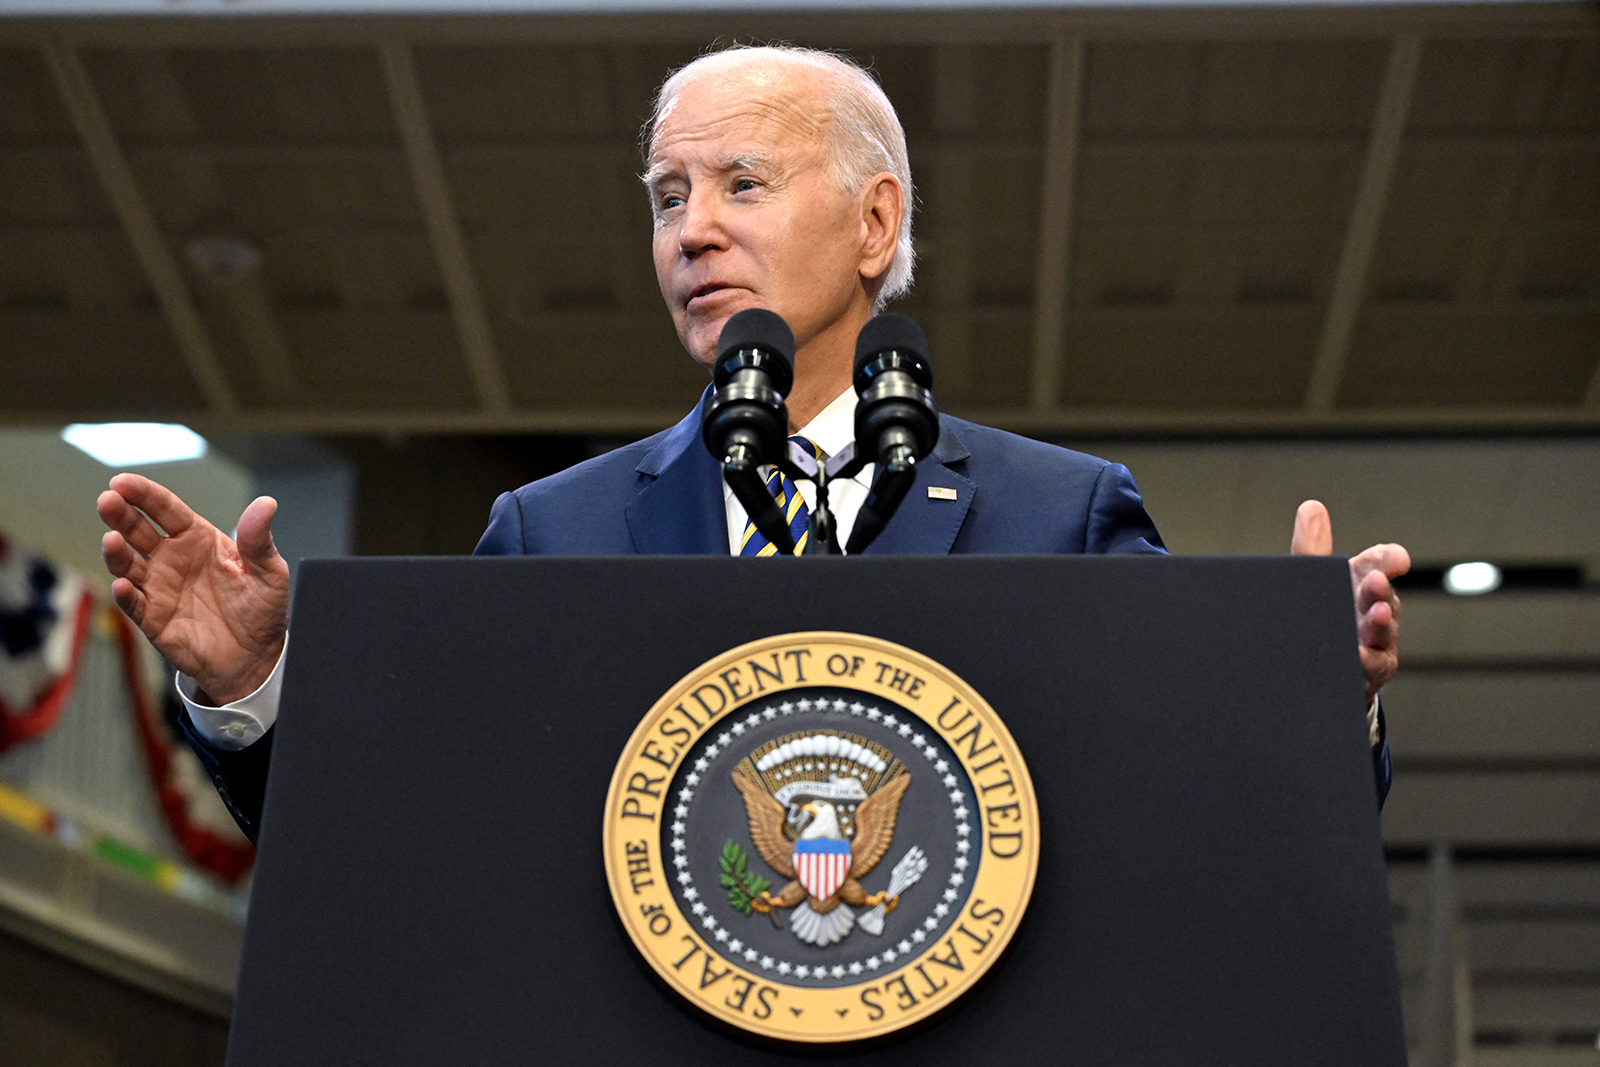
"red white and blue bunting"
0,529,254,884
0,534,94,753
109,607,256,884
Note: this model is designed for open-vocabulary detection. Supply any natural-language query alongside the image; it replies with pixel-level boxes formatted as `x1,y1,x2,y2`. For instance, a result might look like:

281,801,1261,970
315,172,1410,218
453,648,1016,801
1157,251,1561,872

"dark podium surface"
229,556,1404,1065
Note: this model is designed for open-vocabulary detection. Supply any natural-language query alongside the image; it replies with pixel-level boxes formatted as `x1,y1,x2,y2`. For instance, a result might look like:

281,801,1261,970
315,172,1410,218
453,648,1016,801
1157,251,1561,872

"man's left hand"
1291,500,1411,700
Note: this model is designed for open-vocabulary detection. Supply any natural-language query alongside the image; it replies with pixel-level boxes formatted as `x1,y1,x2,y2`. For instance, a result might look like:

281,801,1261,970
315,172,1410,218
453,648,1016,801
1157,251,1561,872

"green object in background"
94,835,163,881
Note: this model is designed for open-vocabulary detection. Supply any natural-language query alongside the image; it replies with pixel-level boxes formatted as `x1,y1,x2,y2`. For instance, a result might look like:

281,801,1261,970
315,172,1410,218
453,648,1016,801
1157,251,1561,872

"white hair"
644,44,916,310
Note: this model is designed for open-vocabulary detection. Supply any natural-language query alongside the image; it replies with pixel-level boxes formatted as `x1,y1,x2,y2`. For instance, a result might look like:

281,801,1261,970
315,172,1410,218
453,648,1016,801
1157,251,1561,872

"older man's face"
646,64,876,368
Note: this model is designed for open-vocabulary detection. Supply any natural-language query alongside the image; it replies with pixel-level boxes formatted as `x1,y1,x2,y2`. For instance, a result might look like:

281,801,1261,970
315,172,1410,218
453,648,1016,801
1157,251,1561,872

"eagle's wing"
847,773,911,880
730,772,795,879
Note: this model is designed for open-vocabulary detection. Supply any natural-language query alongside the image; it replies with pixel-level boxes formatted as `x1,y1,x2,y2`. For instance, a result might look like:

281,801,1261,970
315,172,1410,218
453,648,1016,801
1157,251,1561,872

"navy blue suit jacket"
182,391,1390,840
474,391,1164,559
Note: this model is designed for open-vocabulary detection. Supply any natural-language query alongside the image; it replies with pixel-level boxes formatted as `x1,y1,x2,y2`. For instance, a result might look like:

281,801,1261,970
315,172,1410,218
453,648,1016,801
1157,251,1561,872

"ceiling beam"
378,39,512,414
203,270,301,402
1030,34,1085,413
41,39,237,414
1304,33,1423,413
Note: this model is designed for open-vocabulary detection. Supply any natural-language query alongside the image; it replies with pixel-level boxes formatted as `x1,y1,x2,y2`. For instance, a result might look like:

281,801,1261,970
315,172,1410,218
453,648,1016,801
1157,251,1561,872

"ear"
856,173,904,283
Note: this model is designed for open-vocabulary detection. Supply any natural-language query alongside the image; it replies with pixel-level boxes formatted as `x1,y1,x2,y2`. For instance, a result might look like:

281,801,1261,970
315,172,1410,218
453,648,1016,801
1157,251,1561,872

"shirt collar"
719,386,870,507
793,387,857,460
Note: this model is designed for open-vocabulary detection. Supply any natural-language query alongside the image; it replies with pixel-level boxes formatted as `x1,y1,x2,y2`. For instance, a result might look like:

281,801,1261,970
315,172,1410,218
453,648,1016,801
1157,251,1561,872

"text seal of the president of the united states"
604,632,1040,1043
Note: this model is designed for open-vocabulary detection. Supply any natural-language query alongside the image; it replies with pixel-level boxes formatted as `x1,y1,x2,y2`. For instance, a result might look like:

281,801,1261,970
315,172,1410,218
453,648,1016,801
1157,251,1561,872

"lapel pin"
927,487,958,501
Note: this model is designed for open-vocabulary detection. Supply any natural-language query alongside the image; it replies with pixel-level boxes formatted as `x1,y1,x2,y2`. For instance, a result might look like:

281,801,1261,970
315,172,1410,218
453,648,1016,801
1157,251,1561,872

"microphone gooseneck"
702,308,799,555
846,314,940,556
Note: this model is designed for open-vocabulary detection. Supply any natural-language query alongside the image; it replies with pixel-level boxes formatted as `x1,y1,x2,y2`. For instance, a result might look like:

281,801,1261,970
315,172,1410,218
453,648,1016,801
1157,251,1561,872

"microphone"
846,314,940,556
702,308,799,555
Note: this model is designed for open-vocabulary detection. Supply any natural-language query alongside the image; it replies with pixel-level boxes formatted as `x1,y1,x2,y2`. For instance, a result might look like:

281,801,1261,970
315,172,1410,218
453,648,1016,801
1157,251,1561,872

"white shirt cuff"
1367,693,1382,748
176,636,287,751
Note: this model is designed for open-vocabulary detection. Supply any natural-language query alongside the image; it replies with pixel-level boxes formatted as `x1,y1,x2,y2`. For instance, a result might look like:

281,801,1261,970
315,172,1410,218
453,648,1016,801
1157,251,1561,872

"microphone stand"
779,442,869,556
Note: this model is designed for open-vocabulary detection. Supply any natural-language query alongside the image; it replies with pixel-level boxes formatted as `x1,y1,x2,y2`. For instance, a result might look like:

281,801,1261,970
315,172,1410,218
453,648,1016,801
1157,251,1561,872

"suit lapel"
625,388,729,556
861,418,974,556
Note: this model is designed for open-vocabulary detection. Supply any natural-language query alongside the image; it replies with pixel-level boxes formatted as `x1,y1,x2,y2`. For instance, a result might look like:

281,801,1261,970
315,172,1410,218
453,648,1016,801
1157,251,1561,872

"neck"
786,303,871,432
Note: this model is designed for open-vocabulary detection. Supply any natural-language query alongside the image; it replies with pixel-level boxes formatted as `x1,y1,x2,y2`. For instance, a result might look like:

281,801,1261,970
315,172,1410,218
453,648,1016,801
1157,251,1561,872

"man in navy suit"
96,46,1407,841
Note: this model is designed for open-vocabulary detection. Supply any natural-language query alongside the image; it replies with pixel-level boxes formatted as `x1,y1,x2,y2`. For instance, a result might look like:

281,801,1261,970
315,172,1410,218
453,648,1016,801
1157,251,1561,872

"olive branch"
720,839,771,915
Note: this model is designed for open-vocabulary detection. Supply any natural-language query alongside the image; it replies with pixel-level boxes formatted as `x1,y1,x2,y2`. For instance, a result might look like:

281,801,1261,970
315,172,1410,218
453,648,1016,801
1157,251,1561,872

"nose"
677,188,729,259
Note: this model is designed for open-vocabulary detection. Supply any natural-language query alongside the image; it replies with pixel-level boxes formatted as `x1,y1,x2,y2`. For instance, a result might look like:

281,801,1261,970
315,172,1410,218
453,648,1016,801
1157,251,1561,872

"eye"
734,178,758,193
658,193,685,212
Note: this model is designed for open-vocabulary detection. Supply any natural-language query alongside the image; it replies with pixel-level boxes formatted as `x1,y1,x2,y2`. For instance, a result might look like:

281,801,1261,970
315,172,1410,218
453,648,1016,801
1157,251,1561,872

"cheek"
796,197,863,269
651,232,679,298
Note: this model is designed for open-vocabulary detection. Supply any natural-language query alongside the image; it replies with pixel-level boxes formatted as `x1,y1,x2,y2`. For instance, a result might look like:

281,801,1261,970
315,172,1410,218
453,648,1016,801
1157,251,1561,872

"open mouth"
687,283,734,306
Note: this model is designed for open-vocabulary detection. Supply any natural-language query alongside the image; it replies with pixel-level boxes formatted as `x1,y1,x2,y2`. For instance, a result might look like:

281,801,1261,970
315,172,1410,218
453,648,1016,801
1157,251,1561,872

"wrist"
202,635,286,705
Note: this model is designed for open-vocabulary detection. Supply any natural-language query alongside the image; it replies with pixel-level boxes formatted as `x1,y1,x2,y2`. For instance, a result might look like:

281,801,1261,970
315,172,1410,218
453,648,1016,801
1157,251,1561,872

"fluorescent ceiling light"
61,423,209,467
1443,561,1502,596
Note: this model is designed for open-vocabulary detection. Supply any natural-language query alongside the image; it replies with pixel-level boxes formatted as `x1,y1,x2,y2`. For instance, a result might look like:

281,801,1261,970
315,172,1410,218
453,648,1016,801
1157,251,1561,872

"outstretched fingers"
107,473,200,538
1352,552,1406,696
1351,546,1408,644
1358,584,1399,651
1351,541,1411,582
101,529,150,585
109,576,148,629
97,488,165,556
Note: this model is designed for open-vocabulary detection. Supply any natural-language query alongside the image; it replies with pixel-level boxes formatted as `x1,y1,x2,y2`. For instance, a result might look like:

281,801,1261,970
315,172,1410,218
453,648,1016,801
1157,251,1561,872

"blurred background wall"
0,1,1595,1064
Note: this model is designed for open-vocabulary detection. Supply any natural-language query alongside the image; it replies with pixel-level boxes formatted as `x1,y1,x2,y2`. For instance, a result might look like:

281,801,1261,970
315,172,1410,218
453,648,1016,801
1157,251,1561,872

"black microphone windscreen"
716,308,795,366
853,314,931,383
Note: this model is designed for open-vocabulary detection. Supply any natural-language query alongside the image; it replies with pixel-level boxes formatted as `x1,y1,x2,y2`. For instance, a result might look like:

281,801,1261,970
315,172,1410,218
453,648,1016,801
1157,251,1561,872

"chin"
682,314,731,368
679,323,719,369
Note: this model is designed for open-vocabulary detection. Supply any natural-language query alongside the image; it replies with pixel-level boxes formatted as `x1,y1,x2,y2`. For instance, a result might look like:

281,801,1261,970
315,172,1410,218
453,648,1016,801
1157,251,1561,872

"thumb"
1291,499,1333,556
235,496,283,571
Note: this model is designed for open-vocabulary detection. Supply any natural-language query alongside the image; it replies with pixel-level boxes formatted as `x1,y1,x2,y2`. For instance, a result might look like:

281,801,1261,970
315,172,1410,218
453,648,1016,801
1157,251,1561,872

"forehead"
647,62,833,172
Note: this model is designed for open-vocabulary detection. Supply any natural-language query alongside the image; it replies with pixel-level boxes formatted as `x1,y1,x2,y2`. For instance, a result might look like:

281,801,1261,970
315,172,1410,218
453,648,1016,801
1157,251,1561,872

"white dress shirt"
183,387,872,750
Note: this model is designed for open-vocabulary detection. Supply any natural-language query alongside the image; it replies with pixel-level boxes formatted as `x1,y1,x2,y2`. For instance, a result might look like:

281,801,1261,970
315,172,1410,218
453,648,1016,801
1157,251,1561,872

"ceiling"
0,3,1595,435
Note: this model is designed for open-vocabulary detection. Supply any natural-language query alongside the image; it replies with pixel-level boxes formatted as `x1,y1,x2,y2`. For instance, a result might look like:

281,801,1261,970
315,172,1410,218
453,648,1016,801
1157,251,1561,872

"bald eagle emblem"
730,730,916,947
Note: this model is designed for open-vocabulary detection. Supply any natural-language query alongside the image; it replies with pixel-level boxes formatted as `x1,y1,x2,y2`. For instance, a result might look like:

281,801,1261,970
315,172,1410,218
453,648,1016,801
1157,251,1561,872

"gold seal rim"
603,631,1040,1044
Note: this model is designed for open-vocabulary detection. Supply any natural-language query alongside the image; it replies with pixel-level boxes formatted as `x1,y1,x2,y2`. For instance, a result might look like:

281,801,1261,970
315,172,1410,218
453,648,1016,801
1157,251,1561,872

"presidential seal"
603,632,1039,1043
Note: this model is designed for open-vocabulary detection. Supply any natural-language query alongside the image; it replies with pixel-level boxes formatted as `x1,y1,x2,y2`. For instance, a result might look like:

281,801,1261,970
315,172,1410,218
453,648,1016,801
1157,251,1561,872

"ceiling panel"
0,311,203,411
1060,307,1319,407
495,310,706,409
0,47,74,140
1411,38,1600,132
1342,304,1600,406
278,308,476,409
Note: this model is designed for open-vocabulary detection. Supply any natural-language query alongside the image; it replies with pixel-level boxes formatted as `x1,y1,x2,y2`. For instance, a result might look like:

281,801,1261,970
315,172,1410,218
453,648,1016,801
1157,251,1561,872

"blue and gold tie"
739,436,819,557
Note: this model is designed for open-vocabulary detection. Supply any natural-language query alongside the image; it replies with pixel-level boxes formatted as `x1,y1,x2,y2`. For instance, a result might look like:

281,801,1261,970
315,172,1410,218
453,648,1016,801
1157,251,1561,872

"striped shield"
792,835,852,902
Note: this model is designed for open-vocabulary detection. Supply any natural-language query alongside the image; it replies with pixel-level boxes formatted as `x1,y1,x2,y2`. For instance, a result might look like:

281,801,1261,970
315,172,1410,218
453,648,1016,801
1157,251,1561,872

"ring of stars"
669,693,975,983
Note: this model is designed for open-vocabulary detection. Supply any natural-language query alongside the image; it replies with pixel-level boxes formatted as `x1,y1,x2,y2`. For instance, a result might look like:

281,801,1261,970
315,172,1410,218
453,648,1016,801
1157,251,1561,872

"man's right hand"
97,473,289,705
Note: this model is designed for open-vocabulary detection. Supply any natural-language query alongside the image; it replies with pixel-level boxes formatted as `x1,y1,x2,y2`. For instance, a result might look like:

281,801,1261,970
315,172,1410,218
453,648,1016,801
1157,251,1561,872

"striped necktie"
739,436,819,557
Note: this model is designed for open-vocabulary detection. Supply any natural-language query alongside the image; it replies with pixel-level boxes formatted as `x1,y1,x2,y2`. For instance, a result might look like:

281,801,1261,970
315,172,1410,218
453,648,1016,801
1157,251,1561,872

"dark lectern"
227,556,1404,1065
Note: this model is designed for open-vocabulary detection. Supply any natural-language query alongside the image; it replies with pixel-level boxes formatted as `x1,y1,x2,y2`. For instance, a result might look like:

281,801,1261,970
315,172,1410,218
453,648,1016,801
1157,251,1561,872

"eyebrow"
717,152,776,173
641,151,778,191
